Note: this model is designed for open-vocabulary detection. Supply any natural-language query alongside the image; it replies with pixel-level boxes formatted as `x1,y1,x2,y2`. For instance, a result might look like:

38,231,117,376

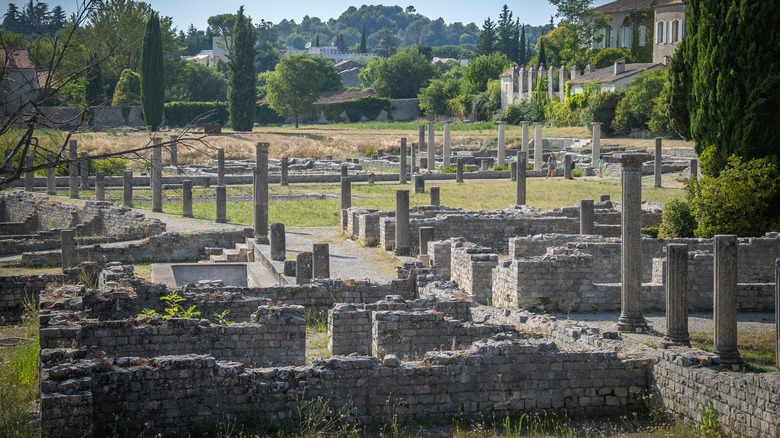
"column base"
713,348,743,367
254,236,269,245
152,208,162,213
394,247,410,257
183,214,193,218
616,316,650,333
215,219,227,224
661,338,691,348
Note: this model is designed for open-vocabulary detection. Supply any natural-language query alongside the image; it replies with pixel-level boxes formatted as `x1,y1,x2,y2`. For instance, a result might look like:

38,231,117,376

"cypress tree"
228,6,257,132
519,23,526,65
670,0,780,174
359,23,367,53
537,40,546,69
140,11,165,131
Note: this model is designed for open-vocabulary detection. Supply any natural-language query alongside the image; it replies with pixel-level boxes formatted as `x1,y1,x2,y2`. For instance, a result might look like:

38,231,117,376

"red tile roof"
1,48,37,70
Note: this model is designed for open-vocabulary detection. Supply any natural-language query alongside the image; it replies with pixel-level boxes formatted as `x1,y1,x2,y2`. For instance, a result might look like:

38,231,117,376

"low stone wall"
40,305,305,367
328,297,475,356
372,310,515,359
0,274,62,323
41,336,651,437
653,349,780,437
20,228,253,267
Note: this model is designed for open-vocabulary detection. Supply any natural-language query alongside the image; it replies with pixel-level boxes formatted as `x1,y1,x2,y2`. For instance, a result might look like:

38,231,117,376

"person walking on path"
546,153,557,179
599,157,604,178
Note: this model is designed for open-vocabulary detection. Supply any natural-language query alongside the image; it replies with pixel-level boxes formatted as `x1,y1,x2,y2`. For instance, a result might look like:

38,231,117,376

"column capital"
255,142,269,152
615,153,650,168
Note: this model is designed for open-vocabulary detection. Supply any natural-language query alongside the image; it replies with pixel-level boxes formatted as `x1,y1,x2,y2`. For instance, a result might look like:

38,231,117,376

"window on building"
605,26,614,48
621,26,632,47
656,21,667,44
638,25,647,46
671,20,680,43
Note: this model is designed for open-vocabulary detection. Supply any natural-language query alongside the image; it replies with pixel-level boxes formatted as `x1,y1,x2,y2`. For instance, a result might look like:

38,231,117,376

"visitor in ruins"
599,157,604,178
546,153,557,179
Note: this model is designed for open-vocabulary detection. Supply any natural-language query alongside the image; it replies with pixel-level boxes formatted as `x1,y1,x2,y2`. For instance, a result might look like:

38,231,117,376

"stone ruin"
0,137,778,437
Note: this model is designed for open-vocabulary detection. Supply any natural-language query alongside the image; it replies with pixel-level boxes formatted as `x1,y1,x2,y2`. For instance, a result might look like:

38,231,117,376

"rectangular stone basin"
151,263,268,288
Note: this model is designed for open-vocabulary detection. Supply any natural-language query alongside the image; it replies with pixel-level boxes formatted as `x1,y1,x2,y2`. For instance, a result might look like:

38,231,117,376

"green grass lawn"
118,175,683,227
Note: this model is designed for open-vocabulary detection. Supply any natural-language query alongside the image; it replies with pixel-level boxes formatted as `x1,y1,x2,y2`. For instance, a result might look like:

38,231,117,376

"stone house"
567,58,663,94
652,0,685,65
1,48,45,116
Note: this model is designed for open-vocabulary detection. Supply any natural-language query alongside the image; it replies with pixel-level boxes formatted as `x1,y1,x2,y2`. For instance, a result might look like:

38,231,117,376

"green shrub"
321,96,391,123
586,91,624,136
642,227,660,238
90,157,127,176
255,103,285,125
590,48,632,69
689,156,780,237
501,100,543,124
658,198,696,238
545,100,582,127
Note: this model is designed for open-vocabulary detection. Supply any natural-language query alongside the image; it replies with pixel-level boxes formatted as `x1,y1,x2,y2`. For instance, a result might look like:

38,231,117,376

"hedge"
321,96,391,122
164,102,228,128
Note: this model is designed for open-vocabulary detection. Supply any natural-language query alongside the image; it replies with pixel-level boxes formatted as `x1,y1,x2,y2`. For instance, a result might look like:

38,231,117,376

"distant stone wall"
653,349,780,437
41,337,650,437
40,305,305,367
383,98,422,122
450,240,498,304
38,106,145,129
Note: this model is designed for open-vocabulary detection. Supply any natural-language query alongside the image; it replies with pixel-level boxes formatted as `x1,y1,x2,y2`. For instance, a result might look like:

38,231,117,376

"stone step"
222,249,245,262
209,254,228,262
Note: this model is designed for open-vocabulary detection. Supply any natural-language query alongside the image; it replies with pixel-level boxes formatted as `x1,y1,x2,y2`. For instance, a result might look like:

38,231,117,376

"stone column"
418,125,425,171
280,156,289,186
456,158,464,183
592,122,602,168
559,65,566,102
564,154,573,179
295,251,313,285
80,151,89,190
340,177,351,229
312,243,330,279
600,194,611,202
427,121,435,171
516,151,526,206
419,226,435,257
270,223,286,261
46,153,56,195
580,199,594,235
61,229,77,270
68,140,79,199
430,186,440,206
169,135,178,167
497,121,506,167
340,163,348,178
443,122,452,168
412,174,425,194
713,234,742,365
521,121,530,166
394,190,410,256
410,142,417,173
480,159,490,171
182,180,193,217
399,138,408,184
616,153,651,332
217,148,225,186
663,243,690,347
151,139,162,213
690,159,698,180
122,170,133,207
253,142,269,243
215,185,227,223
776,259,780,370
510,162,517,181
24,155,34,191
95,171,105,201
534,123,543,170
654,137,662,188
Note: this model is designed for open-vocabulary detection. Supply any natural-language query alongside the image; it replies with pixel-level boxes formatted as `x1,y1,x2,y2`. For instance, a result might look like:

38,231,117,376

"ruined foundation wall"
450,241,498,304
41,339,650,437
653,349,780,437
40,306,306,367
0,274,61,323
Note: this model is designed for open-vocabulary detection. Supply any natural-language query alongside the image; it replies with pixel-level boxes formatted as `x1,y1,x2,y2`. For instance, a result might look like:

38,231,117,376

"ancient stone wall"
40,305,305,367
41,337,650,437
653,349,780,437
450,240,498,304
372,310,515,359
0,274,61,323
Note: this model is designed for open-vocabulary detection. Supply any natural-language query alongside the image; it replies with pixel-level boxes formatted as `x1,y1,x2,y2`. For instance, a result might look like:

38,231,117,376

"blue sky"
36,0,612,31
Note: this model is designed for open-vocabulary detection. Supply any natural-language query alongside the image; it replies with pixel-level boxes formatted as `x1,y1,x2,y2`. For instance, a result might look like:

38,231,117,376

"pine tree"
496,5,514,59
140,11,165,131
315,34,319,47
670,0,780,174
228,6,257,132
537,40,546,68
359,23,367,53
477,18,496,55
510,18,520,64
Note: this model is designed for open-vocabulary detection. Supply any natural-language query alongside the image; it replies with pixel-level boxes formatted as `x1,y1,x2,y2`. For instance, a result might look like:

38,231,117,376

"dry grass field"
20,122,695,170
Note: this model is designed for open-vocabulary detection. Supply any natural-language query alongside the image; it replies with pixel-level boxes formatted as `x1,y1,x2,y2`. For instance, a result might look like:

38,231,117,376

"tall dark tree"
256,19,281,72
2,3,23,34
496,4,514,59
376,27,397,57
537,40,547,68
669,0,780,175
477,18,496,55
334,34,347,52
519,22,526,65
228,6,257,131
48,5,65,34
359,22,367,53
510,18,520,64
140,11,164,131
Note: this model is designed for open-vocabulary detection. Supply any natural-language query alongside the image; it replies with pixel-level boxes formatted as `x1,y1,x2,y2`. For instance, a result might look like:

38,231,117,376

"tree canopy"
360,47,434,99
228,6,257,131
140,11,164,130
266,54,322,128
